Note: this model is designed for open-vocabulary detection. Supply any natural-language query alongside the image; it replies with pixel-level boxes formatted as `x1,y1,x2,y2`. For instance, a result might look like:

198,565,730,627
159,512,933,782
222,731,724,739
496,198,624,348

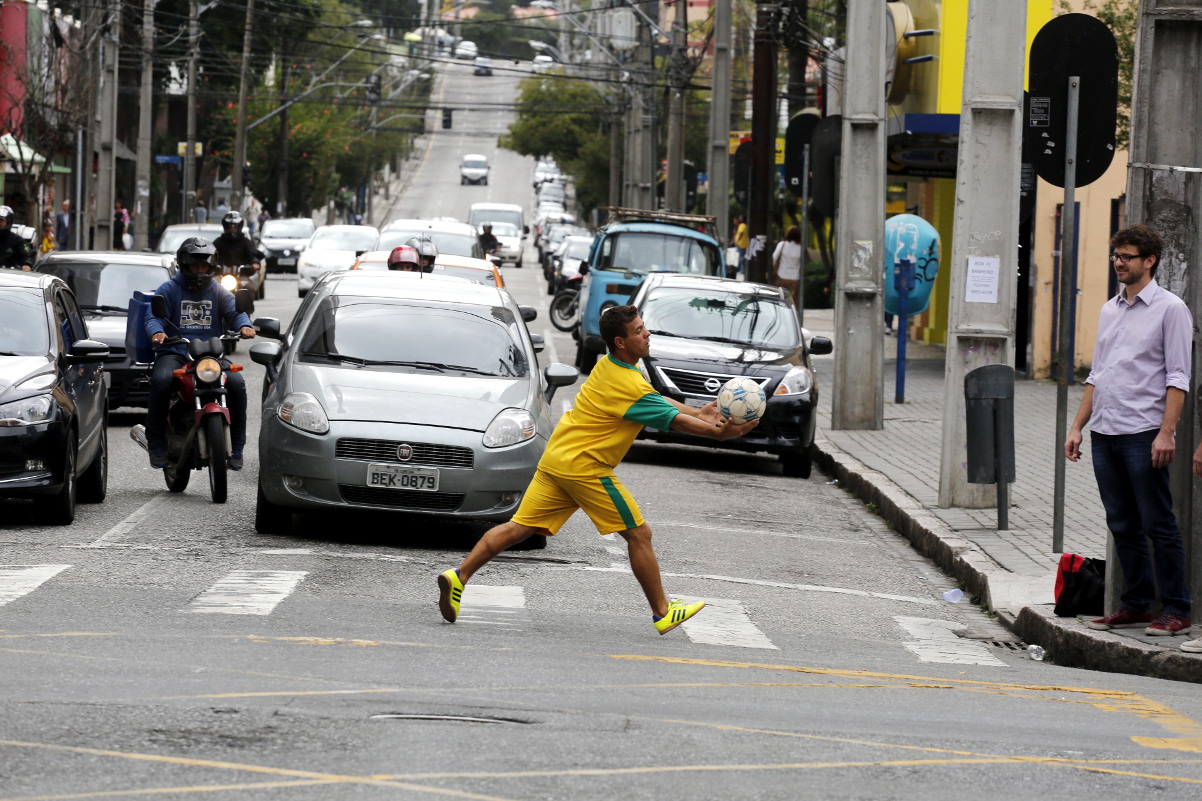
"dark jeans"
145,352,248,453
1090,429,1192,617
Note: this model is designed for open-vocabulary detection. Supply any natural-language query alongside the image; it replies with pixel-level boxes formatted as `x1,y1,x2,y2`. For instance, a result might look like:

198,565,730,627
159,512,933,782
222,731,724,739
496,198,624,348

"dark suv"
630,273,832,478
0,272,110,523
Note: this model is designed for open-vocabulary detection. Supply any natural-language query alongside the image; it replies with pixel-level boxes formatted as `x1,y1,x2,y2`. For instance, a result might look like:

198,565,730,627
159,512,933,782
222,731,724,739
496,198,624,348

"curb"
812,434,1202,684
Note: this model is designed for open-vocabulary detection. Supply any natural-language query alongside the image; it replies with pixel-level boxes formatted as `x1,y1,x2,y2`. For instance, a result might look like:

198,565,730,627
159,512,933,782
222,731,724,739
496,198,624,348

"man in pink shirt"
1065,224,1193,637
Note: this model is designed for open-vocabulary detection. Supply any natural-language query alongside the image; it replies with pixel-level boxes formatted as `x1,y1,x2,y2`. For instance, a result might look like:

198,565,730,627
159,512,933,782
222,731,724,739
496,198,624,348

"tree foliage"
1067,0,1136,149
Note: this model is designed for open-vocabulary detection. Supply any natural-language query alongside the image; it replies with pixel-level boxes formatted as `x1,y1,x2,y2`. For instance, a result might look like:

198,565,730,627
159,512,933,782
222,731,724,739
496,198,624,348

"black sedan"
0,272,110,523
35,251,176,409
630,273,832,478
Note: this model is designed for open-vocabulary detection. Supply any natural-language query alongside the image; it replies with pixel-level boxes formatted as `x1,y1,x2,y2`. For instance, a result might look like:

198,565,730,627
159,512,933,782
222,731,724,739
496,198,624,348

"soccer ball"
716,377,766,424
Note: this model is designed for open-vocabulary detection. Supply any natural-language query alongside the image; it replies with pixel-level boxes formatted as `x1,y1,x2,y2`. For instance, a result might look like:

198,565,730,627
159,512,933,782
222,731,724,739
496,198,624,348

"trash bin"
964,364,1015,485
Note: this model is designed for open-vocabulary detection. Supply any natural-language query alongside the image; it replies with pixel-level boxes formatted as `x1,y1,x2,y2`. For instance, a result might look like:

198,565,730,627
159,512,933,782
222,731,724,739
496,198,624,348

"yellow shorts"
512,470,644,536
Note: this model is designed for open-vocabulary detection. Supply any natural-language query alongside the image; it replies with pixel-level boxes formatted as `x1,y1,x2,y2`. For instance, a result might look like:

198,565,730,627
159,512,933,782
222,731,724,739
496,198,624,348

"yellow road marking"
2,779,340,800
194,689,401,699
0,633,116,640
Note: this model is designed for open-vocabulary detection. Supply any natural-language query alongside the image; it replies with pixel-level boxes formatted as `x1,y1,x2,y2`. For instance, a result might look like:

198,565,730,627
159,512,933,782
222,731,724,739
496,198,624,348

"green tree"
1066,0,1136,149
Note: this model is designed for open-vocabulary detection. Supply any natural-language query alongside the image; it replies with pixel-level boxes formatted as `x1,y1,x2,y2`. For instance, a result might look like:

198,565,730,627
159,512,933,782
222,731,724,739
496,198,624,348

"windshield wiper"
646,329,680,338
693,335,748,345
80,304,128,313
0,350,26,356
302,351,368,366
366,360,501,376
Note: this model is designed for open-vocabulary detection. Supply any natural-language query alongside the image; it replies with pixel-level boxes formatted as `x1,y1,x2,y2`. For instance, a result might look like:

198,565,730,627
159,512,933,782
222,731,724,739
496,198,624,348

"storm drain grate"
370,713,532,724
989,641,1027,651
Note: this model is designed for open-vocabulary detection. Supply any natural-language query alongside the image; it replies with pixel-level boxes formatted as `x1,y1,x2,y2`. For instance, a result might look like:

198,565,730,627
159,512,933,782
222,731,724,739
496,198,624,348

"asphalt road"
4,60,1202,801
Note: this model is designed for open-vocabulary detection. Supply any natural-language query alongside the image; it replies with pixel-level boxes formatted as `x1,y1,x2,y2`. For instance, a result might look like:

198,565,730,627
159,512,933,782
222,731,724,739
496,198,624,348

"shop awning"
0,133,47,165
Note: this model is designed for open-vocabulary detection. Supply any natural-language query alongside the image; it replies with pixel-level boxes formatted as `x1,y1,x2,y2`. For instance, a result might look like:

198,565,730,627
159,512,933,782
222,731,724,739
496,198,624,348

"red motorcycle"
130,332,244,503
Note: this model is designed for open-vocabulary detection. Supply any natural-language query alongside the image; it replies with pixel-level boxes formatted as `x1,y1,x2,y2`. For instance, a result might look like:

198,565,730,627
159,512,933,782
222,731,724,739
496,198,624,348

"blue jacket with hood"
144,272,253,358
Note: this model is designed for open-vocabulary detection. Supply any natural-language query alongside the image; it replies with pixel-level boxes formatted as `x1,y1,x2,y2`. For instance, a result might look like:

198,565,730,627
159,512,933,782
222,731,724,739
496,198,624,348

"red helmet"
387,245,422,271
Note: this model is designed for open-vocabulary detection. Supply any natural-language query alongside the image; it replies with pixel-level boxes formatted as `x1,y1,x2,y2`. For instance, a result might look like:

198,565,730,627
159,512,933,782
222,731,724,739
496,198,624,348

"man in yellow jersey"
438,305,760,634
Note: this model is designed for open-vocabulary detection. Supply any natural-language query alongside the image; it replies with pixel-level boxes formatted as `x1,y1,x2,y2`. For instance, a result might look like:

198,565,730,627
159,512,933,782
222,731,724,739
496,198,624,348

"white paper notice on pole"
965,256,1000,303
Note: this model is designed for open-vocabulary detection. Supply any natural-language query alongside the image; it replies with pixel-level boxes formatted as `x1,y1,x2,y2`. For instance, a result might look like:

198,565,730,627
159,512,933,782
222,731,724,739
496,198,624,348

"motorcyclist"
477,223,500,257
144,237,256,470
387,245,424,273
0,206,35,270
406,236,438,271
212,211,263,277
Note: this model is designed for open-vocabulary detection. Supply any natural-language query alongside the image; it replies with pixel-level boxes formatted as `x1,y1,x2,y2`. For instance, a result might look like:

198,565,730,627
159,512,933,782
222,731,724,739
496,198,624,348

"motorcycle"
218,265,258,352
129,298,247,503
549,271,584,333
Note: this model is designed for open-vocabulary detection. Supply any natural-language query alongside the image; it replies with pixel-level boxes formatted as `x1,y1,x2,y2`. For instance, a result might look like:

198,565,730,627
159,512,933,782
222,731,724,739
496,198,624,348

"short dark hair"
600,305,640,353
1111,224,1163,276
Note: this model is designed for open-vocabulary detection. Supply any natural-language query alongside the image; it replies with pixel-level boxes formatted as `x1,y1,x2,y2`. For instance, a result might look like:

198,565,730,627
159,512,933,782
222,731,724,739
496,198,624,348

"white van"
469,202,527,237
460,154,489,185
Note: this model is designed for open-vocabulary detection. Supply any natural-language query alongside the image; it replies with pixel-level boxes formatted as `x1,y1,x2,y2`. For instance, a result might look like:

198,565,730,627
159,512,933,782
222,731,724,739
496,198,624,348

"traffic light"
365,74,381,105
442,108,453,129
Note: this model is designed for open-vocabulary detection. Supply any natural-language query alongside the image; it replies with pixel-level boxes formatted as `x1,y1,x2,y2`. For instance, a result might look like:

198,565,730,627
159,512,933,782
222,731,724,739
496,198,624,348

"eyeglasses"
1111,252,1144,264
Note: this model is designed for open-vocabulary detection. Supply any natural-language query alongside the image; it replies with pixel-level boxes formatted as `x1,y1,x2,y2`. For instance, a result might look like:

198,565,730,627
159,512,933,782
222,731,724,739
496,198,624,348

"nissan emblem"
704,377,722,393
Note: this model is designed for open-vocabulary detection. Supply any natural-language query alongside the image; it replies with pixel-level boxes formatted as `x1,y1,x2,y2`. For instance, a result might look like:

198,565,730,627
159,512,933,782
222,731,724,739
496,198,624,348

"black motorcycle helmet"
406,236,438,272
222,211,245,236
0,205,13,232
176,237,218,291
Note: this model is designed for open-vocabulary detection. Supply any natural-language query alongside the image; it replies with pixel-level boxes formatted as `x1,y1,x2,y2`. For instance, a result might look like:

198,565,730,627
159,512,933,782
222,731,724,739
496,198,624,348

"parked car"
538,221,584,276
549,235,593,294
296,224,379,297
157,223,222,254
488,221,524,267
0,271,110,523
460,154,490,185
630,273,832,478
533,157,559,187
454,40,478,59
257,218,316,273
376,219,485,260
531,54,554,72
537,182,566,207
249,271,578,538
33,251,176,408
473,56,493,76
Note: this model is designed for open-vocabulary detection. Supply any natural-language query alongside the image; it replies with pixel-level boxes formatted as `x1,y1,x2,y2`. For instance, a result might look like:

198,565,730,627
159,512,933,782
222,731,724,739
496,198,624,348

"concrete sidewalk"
803,307,1202,684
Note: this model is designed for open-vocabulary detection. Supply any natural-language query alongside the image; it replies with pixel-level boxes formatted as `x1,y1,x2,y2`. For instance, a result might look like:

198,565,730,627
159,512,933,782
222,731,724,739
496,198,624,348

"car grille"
335,438,475,469
338,485,465,511
656,368,772,398
0,458,26,478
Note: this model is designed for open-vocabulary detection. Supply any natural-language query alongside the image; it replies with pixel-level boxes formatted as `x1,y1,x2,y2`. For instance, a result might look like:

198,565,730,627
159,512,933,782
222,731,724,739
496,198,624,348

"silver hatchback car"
250,271,578,536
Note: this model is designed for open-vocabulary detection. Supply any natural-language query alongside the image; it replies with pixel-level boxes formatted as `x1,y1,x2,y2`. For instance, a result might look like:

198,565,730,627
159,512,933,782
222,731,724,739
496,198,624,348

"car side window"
52,292,81,351
61,291,89,342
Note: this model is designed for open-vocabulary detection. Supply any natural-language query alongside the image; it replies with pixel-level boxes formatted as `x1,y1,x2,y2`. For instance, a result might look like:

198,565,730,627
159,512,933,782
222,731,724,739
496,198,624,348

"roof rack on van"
599,207,718,236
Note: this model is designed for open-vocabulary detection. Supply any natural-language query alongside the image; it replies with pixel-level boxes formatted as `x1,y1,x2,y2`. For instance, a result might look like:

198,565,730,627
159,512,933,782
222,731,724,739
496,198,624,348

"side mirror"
523,225,530,236
530,333,545,353
809,335,833,356
65,339,110,364
519,305,537,323
577,261,589,275
253,317,281,339
150,294,168,319
543,362,579,402
249,341,283,367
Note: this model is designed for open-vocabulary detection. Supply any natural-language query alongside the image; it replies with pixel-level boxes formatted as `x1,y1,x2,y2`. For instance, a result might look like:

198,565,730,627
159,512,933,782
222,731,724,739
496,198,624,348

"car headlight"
0,394,53,426
774,365,814,397
195,357,222,383
278,392,330,434
483,408,536,448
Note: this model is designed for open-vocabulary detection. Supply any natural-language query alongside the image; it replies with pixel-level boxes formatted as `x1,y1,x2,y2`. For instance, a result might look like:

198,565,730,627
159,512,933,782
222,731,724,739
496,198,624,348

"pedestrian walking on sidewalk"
1065,224,1193,638
437,305,760,635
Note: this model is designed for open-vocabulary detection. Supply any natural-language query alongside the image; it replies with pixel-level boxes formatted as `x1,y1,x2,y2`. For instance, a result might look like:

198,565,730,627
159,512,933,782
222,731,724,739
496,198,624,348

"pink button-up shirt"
1085,279,1192,435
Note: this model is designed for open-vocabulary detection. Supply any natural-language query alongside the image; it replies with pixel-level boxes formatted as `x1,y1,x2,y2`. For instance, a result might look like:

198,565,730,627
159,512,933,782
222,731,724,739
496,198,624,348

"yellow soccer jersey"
538,354,679,479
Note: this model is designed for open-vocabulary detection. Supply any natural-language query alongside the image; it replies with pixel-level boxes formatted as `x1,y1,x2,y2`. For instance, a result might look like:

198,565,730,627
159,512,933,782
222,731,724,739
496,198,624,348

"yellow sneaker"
654,599,705,635
437,569,464,623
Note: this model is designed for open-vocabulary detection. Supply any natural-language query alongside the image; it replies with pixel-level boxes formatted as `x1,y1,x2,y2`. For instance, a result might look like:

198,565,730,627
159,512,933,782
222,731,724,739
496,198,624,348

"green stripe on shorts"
598,476,637,530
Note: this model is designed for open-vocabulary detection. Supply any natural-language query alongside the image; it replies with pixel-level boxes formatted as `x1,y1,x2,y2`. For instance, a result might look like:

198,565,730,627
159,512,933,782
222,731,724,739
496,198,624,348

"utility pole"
1123,0,1202,612
94,0,121,252
134,0,154,251
706,0,731,240
747,1,777,284
276,55,291,217
626,14,657,211
231,0,256,214
830,0,886,430
183,0,199,223
664,0,688,211
937,1,1026,503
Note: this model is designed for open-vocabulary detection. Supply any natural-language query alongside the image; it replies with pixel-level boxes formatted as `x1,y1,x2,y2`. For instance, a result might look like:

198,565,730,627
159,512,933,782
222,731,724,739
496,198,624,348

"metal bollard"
964,364,1016,530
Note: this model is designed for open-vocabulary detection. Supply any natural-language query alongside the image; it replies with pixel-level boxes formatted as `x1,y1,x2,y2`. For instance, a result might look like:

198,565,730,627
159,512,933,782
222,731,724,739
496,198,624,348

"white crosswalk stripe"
673,595,777,650
893,616,1007,666
459,584,528,629
184,570,309,615
0,565,70,607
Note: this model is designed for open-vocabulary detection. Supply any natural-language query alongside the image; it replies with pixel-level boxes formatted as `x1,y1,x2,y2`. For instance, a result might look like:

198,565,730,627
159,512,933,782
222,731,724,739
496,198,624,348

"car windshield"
297,298,528,377
564,240,591,259
261,220,313,238
463,158,487,169
0,290,49,355
431,264,497,285
377,230,477,257
310,228,377,252
641,287,799,349
37,261,166,310
158,227,214,253
470,208,521,229
491,222,519,238
598,231,719,276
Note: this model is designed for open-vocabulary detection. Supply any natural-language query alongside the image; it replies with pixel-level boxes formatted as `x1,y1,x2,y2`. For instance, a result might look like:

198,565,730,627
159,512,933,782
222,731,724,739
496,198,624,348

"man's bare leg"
618,523,668,618
457,521,545,582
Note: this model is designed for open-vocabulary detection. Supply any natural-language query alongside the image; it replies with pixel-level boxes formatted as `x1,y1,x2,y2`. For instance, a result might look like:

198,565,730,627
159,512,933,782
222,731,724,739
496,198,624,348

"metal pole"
276,56,290,217
133,0,154,251
664,0,687,211
797,143,810,323
707,0,731,241
895,258,911,405
1052,76,1080,554
231,0,256,213
73,129,84,250
748,1,776,284
94,0,121,251
184,0,199,223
